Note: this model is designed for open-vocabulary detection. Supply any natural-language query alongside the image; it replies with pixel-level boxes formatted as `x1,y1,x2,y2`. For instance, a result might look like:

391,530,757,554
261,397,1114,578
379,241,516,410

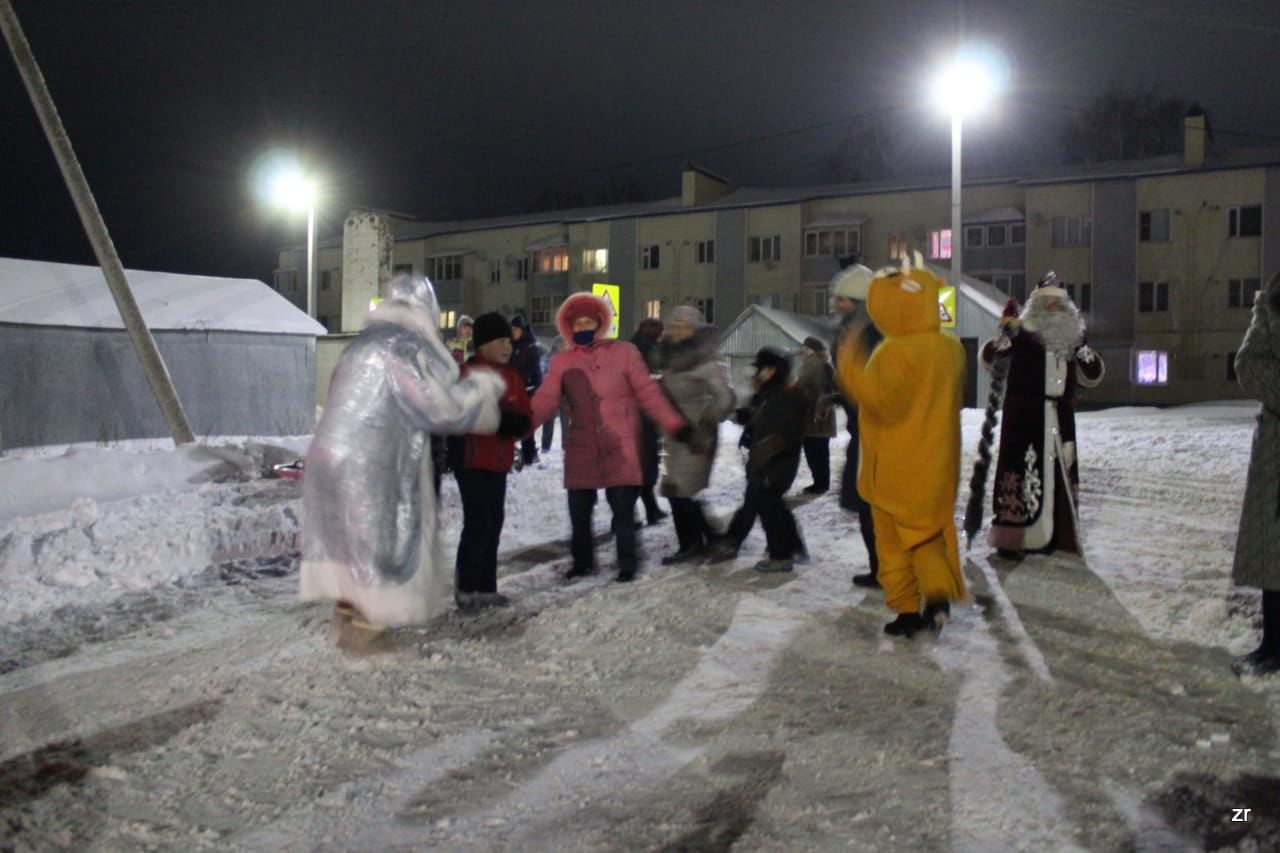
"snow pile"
0,438,309,626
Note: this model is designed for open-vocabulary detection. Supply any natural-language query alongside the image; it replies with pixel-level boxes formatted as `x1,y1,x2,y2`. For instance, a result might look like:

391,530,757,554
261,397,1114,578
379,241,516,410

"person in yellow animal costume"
836,255,967,637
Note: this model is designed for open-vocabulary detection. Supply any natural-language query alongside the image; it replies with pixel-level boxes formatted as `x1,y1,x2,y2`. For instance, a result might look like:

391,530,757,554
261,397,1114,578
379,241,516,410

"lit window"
439,309,457,330
532,247,569,274
929,229,952,260
644,299,662,319
1228,205,1262,238
582,248,608,273
888,234,907,261
1136,350,1169,385
641,244,661,269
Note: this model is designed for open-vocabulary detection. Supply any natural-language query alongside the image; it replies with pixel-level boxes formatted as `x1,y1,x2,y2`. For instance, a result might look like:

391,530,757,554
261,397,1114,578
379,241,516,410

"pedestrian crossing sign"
939,286,956,328
593,283,621,338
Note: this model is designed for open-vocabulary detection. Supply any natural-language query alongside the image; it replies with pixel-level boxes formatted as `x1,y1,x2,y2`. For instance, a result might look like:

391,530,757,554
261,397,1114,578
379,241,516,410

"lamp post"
266,165,319,318
931,46,1005,291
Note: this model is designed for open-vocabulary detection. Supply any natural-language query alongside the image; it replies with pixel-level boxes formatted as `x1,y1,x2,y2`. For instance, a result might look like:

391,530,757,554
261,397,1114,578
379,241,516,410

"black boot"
1234,589,1280,676
852,572,880,588
923,599,951,635
884,612,928,638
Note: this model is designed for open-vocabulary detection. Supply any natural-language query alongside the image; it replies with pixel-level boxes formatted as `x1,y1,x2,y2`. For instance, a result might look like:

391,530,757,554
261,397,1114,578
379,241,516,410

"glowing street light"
254,152,321,319
931,44,1007,294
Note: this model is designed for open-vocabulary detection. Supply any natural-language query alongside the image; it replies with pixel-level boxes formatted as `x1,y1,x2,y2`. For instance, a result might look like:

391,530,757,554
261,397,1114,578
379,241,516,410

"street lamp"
267,166,319,318
931,45,1006,293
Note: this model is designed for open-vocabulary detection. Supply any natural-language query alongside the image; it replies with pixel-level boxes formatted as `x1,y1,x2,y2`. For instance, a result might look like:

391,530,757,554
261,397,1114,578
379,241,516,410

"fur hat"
667,304,707,328
456,314,474,332
472,312,512,349
1030,271,1069,302
830,263,874,302
802,336,827,353
751,346,790,372
556,292,614,343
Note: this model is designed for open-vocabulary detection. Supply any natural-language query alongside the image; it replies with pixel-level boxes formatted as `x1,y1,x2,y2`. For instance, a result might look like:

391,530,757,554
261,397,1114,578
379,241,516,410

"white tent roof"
0,257,325,335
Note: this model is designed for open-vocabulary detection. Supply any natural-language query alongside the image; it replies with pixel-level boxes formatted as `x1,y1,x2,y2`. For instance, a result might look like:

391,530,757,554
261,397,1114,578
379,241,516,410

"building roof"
0,257,325,335
718,305,839,356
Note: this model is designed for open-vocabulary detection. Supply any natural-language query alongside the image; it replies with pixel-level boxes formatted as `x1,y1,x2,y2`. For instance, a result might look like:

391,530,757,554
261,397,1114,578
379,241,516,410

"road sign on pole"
592,282,621,338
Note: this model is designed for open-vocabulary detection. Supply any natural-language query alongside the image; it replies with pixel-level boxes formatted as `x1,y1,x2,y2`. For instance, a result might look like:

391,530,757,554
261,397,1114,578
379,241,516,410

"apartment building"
277,116,1278,406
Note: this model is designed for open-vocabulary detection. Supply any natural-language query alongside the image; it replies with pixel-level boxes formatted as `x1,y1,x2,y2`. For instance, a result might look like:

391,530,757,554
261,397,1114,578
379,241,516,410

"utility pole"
1,0,195,445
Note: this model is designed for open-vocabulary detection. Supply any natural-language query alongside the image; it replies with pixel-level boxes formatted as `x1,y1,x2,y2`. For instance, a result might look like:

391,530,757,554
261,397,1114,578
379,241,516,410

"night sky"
2,0,1278,286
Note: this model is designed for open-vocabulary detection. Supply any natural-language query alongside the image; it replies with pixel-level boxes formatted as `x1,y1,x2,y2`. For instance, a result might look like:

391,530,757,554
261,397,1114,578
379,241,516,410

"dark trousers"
640,487,665,523
568,486,640,574
840,435,878,576
520,435,538,465
757,483,804,559
725,480,760,546
669,496,713,550
455,468,507,593
540,410,564,452
802,436,831,491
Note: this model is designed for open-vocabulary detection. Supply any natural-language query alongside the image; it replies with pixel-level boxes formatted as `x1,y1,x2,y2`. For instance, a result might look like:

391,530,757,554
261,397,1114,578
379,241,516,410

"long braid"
963,320,1017,549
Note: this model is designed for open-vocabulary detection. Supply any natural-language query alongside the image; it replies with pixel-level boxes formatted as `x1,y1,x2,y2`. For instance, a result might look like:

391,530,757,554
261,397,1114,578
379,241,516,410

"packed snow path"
2,407,1279,849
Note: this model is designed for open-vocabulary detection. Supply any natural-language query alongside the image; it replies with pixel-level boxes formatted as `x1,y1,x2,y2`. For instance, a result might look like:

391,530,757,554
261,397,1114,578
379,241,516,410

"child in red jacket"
451,312,532,610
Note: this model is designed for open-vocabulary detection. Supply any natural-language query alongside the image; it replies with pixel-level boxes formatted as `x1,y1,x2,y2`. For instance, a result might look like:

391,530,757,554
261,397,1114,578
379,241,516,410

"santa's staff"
962,297,1021,549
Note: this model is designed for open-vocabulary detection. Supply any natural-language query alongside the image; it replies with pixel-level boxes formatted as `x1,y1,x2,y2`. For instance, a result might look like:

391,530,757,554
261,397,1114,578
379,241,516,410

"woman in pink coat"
530,292,690,582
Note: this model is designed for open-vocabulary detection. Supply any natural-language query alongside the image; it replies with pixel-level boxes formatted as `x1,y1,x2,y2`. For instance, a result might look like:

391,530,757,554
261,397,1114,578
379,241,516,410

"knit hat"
472,312,512,348
456,314,474,332
830,263,874,301
751,346,790,371
801,336,826,353
667,304,707,328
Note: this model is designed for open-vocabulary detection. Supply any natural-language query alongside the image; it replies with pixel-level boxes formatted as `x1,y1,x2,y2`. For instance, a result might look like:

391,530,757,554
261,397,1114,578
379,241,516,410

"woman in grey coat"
657,306,736,563
1232,271,1280,676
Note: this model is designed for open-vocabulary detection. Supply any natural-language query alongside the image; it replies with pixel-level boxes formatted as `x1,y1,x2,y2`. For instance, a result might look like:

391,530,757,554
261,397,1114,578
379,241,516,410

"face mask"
572,329,596,346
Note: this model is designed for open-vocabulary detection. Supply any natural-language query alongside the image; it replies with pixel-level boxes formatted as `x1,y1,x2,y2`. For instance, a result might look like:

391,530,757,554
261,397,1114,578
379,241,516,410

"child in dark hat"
710,346,812,571
508,314,543,467
451,311,533,610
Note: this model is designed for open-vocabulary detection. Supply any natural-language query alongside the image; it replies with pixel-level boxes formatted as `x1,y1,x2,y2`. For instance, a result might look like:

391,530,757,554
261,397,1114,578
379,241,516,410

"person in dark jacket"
452,313,533,610
830,261,882,588
631,317,669,525
797,336,837,494
539,335,568,453
709,346,811,572
508,314,543,467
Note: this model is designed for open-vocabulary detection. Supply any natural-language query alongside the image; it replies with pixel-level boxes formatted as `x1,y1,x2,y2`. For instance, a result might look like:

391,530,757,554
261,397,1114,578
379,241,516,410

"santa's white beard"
1022,306,1083,355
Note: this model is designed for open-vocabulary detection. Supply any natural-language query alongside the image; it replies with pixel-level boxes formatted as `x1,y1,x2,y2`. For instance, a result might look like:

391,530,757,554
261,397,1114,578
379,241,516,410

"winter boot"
852,572,880,589
883,612,928,638
565,564,597,580
1233,589,1280,676
704,540,741,564
616,566,637,583
923,599,951,635
752,557,794,573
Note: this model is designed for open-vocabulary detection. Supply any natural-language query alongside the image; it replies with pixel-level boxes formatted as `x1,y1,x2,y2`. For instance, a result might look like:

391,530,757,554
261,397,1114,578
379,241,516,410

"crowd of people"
299,259,1280,672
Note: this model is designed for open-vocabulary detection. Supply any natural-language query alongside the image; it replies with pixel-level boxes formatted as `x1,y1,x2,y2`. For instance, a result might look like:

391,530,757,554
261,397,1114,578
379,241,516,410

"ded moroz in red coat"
457,354,532,472
529,292,686,489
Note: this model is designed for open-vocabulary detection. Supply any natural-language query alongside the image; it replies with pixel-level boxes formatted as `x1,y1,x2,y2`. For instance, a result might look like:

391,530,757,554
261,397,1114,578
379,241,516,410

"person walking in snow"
508,314,543,468
656,306,736,564
829,260,882,588
300,275,503,628
528,292,692,582
797,336,837,495
981,274,1104,557
450,313,533,611
709,346,811,572
837,256,966,637
1231,271,1280,677
631,317,669,526
447,314,474,365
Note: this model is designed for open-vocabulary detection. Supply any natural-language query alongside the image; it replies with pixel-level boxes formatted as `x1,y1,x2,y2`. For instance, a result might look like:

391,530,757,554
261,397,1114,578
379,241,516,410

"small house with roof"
0,257,325,450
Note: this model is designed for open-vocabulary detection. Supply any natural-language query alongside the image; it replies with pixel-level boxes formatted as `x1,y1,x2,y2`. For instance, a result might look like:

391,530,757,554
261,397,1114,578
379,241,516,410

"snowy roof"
718,305,838,357
923,262,1006,318
0,257,326,335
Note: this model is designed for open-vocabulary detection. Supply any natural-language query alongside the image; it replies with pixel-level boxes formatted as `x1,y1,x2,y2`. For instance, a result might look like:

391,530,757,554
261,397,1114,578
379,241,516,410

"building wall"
0,326,316,449
714,209,747,324
633,212,716,325
741,204,801,309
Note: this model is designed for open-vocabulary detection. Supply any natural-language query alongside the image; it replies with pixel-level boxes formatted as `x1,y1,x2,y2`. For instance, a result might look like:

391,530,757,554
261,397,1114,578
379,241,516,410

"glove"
497,410,531,438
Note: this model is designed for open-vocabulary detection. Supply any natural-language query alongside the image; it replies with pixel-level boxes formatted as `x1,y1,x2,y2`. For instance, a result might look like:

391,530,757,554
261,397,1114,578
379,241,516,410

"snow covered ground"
2,405,1279,850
